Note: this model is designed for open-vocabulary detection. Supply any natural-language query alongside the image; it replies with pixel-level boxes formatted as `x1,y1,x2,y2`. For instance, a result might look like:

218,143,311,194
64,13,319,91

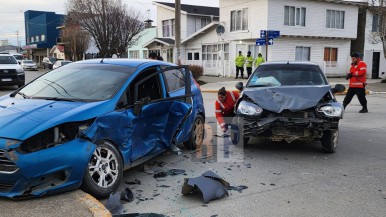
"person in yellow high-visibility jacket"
245,51,254,78
254,53,265,68
235,51,245,79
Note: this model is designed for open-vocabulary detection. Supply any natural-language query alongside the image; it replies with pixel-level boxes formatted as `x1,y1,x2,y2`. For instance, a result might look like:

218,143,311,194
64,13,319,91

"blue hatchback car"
0,59,205,199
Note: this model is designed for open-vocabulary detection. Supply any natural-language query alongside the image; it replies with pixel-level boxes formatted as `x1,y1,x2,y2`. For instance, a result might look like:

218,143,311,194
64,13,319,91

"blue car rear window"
18,64,134,101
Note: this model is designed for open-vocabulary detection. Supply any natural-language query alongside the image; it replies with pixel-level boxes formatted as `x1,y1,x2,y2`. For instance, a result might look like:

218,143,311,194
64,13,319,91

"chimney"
144,19,153,28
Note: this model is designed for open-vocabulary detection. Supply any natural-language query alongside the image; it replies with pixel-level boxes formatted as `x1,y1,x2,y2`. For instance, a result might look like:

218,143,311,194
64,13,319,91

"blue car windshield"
247,64,328,87
17,64,134,101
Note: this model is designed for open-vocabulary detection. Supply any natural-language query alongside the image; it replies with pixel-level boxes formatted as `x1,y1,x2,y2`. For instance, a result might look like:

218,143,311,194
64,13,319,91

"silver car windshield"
247,64,328,87
17,63,135,101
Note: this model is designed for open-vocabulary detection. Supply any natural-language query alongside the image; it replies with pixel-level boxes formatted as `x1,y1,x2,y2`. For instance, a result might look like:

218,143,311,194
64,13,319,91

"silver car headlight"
237,101,263,116
318,106,343,117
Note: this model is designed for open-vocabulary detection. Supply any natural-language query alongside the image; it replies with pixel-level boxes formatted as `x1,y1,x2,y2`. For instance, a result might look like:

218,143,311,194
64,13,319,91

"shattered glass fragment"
227,185,248,193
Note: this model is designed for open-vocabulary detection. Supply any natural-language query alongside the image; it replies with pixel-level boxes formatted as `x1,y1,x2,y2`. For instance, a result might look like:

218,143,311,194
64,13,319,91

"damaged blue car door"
127,66,192,162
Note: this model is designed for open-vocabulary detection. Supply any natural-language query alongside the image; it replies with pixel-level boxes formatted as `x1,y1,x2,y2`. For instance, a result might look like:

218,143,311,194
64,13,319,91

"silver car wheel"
88,146,119,188
193,117,204,145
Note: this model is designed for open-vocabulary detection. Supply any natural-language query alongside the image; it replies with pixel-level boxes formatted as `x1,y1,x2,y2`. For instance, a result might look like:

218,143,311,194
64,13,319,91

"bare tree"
368,0,386,58
66,0,145,57
61,16,90,61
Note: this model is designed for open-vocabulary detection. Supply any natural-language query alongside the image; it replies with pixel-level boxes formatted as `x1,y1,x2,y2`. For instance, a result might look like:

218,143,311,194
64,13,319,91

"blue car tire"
81,140,123,198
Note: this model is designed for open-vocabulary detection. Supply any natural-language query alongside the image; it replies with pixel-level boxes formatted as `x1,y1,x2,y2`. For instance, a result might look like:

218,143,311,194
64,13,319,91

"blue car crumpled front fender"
0,138,96,198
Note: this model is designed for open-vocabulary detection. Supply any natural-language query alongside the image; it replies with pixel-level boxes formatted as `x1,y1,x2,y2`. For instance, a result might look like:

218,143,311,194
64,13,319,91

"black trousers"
236,67,244,78
246,67,252,78
343,87,367,109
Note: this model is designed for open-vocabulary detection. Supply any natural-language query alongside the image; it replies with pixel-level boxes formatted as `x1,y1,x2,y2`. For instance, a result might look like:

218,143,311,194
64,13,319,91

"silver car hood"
242,85,331,113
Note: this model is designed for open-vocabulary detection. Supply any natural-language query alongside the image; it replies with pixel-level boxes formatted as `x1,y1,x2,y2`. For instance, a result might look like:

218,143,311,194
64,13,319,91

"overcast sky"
0,0,219,46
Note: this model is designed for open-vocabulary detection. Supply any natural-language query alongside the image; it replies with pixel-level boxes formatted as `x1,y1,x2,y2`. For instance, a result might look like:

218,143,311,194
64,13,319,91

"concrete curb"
76,191,111,217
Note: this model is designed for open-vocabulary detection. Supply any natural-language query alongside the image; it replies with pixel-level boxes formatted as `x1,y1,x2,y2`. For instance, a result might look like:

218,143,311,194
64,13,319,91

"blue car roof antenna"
100,54,108,63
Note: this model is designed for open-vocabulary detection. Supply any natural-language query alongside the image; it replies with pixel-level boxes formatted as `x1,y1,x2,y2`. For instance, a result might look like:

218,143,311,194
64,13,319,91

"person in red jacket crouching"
343,52,368,113
215,87,240,135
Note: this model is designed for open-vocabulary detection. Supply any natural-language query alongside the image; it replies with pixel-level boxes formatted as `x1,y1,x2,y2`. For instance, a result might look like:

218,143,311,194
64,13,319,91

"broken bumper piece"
182,169,229,204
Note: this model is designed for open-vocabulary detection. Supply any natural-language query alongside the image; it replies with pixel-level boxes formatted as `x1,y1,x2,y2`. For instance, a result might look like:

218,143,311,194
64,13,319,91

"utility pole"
16,30,20,52
175,0,181,65
265,31,268,61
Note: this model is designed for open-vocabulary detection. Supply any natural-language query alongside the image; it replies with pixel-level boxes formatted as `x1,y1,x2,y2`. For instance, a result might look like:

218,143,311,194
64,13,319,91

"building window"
202,44,219,67
31,37,34,43
41,35,45,42
284,6,306,26
372,14,381,32
143,50,148,59
162,19,175,37
187,52,200,60
295,46,310,61
324,47,338,67
326,10,345,29
230,8,248,31
35,36,39,42
194,52,200,60
129,50,139,59
201,17,211,28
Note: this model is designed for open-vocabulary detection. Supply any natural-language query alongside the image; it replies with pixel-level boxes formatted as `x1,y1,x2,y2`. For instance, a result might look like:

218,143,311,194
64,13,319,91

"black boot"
359,108,368,113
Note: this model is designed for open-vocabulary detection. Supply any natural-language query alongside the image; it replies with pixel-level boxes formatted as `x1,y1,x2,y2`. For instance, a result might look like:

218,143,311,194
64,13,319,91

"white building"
216,0,363,77
360,8,386,79
148,0,366,77
144,1,219,63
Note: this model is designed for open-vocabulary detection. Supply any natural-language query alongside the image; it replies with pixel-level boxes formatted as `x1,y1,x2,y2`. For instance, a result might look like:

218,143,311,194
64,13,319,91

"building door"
372,52,380,79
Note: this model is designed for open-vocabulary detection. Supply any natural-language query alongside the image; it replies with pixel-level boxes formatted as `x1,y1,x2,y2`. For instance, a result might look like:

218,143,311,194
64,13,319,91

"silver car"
21,60,38,71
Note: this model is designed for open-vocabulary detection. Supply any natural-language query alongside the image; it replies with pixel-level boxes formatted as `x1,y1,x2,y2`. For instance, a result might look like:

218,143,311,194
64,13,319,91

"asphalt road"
1,72,386,217
102,93,386,217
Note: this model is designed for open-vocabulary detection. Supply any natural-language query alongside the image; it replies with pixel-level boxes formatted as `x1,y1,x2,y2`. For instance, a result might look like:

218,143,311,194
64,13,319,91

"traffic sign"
256,38,274,46
260,30,280,38
256,38,266,46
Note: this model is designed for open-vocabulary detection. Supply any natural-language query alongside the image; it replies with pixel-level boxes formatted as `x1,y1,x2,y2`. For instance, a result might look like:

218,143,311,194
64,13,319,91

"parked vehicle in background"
42,57,57,69
53,60,72,69
21,60,38,71
232,62,345,153
12,53,24,64
0,59,205,199
0,53,25,88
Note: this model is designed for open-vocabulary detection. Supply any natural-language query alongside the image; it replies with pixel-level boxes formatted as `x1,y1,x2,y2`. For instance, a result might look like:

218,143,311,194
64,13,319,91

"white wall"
156,6,189,39
220,0,269,40
183,26,224,75
269,37,352,76
363,9,386,78
268,0,358,39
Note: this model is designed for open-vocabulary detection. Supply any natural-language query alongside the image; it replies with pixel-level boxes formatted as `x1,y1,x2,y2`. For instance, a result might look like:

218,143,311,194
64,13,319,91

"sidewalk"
198,75,386,94
0,190,111,217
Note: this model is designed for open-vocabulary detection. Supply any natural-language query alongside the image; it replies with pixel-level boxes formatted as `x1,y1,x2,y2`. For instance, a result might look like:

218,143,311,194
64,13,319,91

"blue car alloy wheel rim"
88,146,119,188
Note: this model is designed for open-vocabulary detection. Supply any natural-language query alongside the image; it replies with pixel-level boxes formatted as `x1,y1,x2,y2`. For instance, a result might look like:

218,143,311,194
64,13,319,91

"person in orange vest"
343,52,368,113
215,87,240,134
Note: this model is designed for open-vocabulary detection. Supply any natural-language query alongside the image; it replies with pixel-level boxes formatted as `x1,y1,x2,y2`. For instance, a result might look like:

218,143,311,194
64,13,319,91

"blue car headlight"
16,120,94,154
318,106,343,117
237,101,263,116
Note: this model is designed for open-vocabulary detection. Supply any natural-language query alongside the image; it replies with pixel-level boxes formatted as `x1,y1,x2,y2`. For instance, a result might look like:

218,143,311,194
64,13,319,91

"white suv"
0,53,25,88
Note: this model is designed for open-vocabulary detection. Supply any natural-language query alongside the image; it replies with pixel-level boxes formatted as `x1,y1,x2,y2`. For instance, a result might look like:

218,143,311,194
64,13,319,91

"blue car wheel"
81,140,123,198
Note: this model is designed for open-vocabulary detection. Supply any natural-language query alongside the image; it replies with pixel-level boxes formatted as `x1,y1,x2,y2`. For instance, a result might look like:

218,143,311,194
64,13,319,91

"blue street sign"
256,38,266,46
256,38,274,46
268,38,274,45
260,30,280,38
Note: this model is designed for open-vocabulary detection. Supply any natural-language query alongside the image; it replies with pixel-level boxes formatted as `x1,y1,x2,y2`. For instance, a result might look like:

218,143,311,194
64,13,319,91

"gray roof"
155,38,175,45
155,2,219,16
